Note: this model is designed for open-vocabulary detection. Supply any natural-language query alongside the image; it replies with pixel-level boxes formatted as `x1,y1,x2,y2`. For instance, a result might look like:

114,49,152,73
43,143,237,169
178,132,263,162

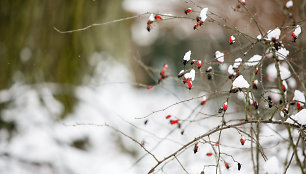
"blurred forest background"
0,0,305,173
1,0,304,121
0,0,131,118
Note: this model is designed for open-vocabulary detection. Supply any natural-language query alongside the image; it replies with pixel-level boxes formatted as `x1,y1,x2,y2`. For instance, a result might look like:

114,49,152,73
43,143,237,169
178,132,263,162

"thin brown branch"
283,133,301,174
147,120,301,173
54,13,149,34
63,122,160,163
174,156,190,174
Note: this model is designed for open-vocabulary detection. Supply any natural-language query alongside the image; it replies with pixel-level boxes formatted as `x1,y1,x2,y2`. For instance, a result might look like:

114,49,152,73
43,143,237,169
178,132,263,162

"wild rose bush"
135,1,305,173
56,0,305,173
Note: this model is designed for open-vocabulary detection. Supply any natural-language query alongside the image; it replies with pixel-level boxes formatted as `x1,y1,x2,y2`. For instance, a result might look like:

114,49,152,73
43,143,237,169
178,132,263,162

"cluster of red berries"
290,101,304,111
146,14,163,32
193,17,204,30
193,140,243,171
296,102,303,110
165,114,185,134
191,59,202,69
165,114,179,126
158,64,169,83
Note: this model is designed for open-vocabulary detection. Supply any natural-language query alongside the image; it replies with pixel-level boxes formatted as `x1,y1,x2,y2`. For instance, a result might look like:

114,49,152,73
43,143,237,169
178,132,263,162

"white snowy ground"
0,53,302,174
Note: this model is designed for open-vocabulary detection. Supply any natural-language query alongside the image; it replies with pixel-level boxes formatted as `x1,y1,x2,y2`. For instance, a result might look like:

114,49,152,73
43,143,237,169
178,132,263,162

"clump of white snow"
200,8,208,22
257,34,262,40
215,51,224,63
266,28,281,41
282,80,288,90
149,14,155,22
293,90,305,103
228,65,234,75
232,75,250,89
184,50,191,61
286,0,293,8
229,35,235,43
288,109,306,125
276,47,289,60
292,25,302,38
184,69,195,81
245,55,262,66
233,58,242,69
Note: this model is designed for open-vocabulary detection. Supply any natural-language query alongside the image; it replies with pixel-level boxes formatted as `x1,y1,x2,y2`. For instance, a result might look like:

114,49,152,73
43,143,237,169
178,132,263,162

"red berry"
185,8,192,15
166,115,171,119
253,80,258,89
281,84,286,91
147,20,153,26
297,102,303,110
155,15,162,20
223,102,228,111
240,138,245,145
193,23,199,30
206,152,213,156
170,119,179,125
183,77,187,83
187,80,192,89
272,37,277,42
225,162,229,169
147,86,153,90
194,143,199,154
282,108,288,114
147,24,151,32
201,100,207,105
254,100,258,109
196,61,202,69
160,70,165,76
229,36,233,44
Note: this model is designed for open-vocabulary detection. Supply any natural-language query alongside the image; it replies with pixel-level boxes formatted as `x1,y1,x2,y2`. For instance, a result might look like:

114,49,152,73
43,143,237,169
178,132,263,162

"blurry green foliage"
0,0,131,119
